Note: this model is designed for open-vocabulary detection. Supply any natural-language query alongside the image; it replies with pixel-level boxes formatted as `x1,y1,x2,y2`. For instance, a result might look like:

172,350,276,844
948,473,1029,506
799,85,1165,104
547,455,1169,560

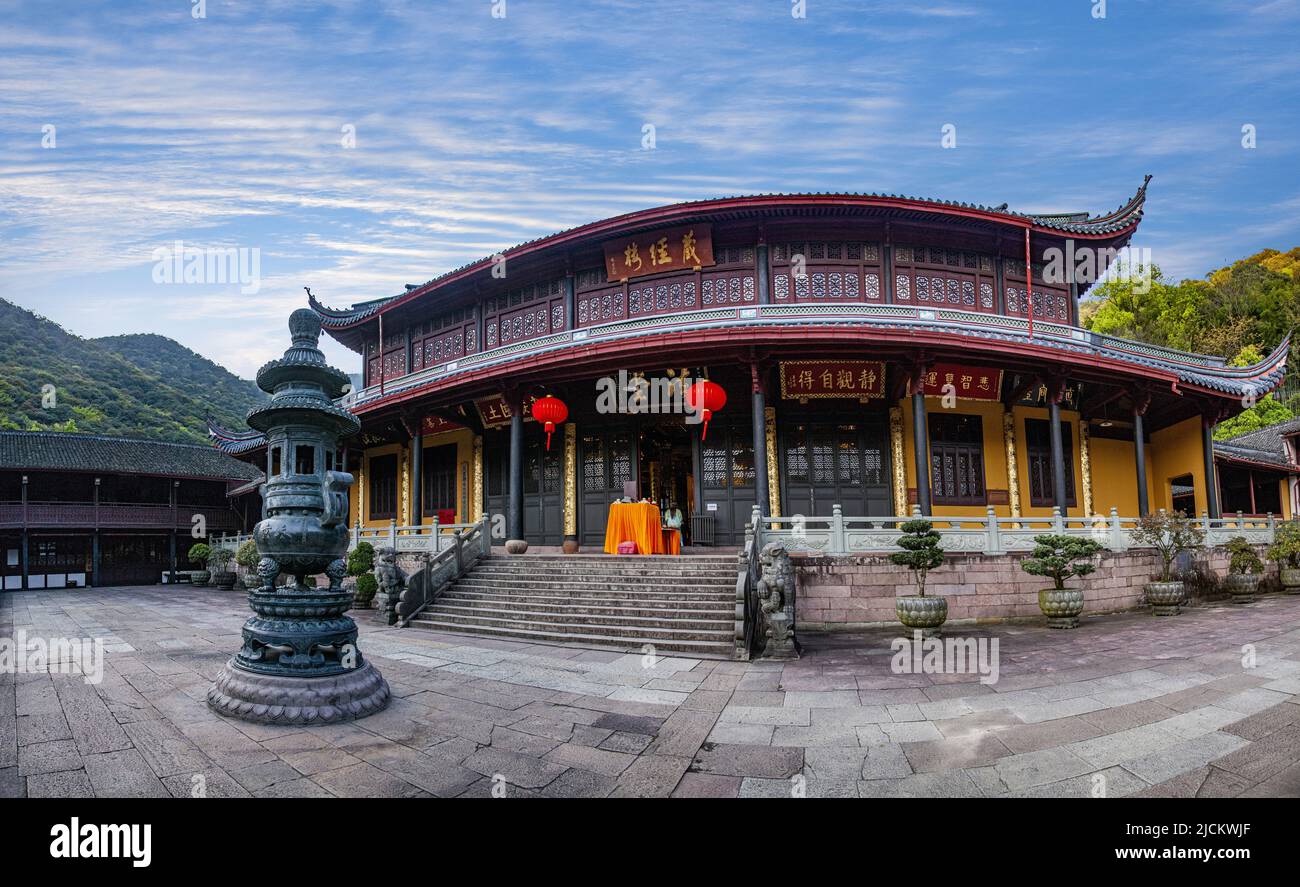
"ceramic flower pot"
1144,580,1185,616
1279,567,1300,594
1038,587,1084,629
896,595,948,638
213,571,237,591
1225,572,1261,603
191,570,210,587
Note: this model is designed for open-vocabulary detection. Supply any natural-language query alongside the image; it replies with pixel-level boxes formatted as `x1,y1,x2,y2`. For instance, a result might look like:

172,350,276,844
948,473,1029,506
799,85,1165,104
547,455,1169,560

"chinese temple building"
214,180,1293,553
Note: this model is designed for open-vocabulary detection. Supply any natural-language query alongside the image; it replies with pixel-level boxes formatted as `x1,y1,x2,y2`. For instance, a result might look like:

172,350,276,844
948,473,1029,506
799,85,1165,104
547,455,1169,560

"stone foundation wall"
794,545,1265,629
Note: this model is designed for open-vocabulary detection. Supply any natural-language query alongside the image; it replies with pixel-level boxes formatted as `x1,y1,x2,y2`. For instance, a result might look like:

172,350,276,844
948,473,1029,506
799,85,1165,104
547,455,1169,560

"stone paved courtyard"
2,586,1299,798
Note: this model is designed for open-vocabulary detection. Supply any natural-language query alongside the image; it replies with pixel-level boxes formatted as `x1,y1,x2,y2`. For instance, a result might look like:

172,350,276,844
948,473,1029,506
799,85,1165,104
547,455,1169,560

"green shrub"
354,572,378,604
1267,521,1300,568
347,541,375,577
1227,537,1263,575
1021,535,1104,589
208,547,233,571
889,519,944,596
187,543,211,566
1131,510,1205,581
235,539,259,569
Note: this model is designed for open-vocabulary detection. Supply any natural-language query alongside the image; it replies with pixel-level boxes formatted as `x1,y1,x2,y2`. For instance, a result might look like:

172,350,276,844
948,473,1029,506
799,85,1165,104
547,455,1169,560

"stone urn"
1279,567,1300,594
191,570,210,587
505,539,529,555
1144,580,1185,616
1224,572,1261,603
213,570,237,591
207,309,390,725
1038,587,1084,629
896,595,948,638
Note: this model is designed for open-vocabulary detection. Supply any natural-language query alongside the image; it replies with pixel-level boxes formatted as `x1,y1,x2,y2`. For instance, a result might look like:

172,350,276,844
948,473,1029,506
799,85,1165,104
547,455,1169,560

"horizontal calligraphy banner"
779,360,885,400
602,224,714,281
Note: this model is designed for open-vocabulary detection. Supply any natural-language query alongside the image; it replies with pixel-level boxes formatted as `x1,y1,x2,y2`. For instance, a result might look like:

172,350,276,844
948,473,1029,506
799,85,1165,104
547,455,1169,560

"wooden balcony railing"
0,501,243,532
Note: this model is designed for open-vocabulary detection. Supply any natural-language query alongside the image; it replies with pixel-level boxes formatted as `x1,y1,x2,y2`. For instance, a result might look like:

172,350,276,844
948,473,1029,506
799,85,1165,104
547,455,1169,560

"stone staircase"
406,553,738,657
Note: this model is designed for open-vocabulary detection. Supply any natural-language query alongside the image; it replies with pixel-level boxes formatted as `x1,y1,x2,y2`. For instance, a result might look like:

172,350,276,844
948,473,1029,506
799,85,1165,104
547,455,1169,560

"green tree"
889,519,945,596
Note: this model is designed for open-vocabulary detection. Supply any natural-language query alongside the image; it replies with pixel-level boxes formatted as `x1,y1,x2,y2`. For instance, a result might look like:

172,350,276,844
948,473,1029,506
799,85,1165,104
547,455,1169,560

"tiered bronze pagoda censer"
208,309,390,724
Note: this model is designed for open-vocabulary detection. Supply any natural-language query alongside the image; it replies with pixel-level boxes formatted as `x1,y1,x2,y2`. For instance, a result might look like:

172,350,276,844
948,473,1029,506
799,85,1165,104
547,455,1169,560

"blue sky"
1,0,1297,377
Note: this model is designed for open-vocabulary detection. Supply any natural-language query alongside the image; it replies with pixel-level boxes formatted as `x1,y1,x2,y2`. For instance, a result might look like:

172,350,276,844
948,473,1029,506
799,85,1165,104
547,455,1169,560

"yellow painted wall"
1087,434,1160,515
345,428,476,529
1150,415,1208,515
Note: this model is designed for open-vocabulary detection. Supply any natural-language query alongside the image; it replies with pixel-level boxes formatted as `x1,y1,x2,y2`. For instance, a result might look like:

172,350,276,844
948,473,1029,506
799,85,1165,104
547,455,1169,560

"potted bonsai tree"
235,539,260,590
889,519,947,637
187,542,211,586
347,541,377,608
209,546,237,590
1267,521,1300,594
1225,536,1264,603
1130,509,1205,616
1020,534,1104,629
354,572,378,610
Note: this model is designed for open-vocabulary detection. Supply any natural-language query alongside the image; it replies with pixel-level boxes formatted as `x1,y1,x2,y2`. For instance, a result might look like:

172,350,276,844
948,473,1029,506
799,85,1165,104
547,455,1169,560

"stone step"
470,564,737,579
407,617,734,655
454,576,734,593
426,603,733,632
489,554,736,563
438,592,733,618
441,589,733,611
413,608,734,643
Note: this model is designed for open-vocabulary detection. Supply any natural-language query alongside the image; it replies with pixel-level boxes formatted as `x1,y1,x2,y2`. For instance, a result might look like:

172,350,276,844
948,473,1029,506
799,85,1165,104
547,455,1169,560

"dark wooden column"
563,270,576,330
92,477,102,587
1047,377,1068,513
910,371,932,515
750,363,769,517
410,428,423,526
169,480,179,584
20,474,28,590
507,394,524,545
1132,390,1150,516
755,244,770,305
1202,411,1221,519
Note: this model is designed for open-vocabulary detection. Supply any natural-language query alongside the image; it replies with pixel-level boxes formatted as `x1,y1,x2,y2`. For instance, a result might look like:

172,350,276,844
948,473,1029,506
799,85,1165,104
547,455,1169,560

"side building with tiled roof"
1215,419,1300,519
1,431,264,589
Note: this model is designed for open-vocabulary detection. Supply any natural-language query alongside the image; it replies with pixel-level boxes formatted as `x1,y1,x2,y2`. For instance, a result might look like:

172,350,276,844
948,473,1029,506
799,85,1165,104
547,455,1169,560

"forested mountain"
1081,248,1300,439
0,298,265,444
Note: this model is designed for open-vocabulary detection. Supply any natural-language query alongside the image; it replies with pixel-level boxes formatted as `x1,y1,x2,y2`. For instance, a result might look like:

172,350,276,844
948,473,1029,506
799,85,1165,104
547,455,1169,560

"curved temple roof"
309,177,1152,332
207,417,268,456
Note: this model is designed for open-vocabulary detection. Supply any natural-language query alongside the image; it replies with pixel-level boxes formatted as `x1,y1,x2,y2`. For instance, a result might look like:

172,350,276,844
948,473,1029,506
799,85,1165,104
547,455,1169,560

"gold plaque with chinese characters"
779,360,885,400
602,224,715,281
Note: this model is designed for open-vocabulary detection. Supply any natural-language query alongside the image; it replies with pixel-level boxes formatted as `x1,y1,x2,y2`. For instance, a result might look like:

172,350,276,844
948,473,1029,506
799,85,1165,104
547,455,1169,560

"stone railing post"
1108,507,1124,552
985,506,1001,555
1201,510,1212,544
389,519,398,550
480,514,492,558
1236,510,1244,530
1268,512,1276,540
454,531,463,574
1052,506,1064,534
430,515,440,552
353,518,361,549
750,505,763,551
831,503,847,555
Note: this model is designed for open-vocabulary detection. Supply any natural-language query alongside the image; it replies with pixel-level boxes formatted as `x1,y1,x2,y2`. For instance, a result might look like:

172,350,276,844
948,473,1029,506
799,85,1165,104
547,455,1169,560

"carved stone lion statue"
755,541,798,659
373,547,407,625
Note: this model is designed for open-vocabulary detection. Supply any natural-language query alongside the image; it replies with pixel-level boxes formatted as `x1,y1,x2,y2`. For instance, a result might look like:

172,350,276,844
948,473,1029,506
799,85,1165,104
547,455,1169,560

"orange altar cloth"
603,502,666,555
661,528,682,555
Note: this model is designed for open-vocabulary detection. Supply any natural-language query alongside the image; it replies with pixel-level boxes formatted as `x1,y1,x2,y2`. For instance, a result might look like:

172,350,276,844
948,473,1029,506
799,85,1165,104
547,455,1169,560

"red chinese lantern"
686,380,727,441
530,395,568,450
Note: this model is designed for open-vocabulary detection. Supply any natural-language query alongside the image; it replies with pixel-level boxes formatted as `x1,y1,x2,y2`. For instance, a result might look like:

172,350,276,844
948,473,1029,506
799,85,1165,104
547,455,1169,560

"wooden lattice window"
368,454,398,520
1025,419,1076,508
928,414,986,505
